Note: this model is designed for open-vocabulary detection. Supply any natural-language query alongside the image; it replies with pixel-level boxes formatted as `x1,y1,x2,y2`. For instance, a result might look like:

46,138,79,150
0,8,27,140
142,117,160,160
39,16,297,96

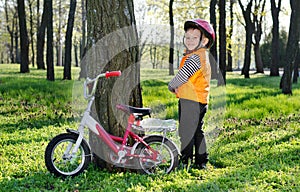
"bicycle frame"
70,71,158,164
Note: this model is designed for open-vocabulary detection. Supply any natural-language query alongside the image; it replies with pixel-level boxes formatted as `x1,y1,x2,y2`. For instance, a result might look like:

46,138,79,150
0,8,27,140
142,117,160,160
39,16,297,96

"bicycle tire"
45,133,91,177
135,135,179,174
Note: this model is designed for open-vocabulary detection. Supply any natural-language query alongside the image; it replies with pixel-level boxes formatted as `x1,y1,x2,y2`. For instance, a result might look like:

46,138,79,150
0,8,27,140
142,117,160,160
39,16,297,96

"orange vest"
176,48,211,104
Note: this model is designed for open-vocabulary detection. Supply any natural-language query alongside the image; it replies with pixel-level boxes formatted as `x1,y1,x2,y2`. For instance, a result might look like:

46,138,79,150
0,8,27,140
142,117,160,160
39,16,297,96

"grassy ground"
0,64,299,191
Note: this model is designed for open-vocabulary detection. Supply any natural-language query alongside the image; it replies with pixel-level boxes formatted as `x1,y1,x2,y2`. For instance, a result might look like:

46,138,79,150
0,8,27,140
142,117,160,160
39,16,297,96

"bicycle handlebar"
105,71,121,78
84,71,122,99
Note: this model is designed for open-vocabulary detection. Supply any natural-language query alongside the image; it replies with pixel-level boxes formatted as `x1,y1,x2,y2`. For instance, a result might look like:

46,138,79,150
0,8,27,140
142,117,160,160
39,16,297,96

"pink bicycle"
44,71,179,177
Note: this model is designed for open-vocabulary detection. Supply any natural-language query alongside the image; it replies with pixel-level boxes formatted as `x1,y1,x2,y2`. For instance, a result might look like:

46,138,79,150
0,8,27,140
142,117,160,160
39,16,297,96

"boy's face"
184,28,201,51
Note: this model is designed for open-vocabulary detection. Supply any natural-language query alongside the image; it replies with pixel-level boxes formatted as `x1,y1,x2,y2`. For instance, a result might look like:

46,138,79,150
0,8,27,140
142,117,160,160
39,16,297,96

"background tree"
4,1,18,64
79,0,87,79
46,0,54,81
17,0,29,73
270,0,282,76
27,0,35,67
36,0,47,70
210,0,218,79
280,0,300,94
168,0,174,76
227,0,235,72
86,0,142,169
63,0,77,80
260,29,287,69
293,48,299,83
55,0,63,67
252,0,266,74
238,0,254,78
219,0,226,85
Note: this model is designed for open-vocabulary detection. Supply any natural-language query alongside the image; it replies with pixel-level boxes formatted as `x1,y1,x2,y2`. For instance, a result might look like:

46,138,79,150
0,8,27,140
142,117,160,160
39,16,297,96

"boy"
168,18,215,169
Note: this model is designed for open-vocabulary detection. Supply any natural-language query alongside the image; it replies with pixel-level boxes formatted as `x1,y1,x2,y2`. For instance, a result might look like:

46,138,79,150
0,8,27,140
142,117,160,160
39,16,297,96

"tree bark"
168,0,174,76
56,0,63,66
227,0,234,72
17,0,30,73
28,0,35,67
86,0,142,170
253,0,266,74
218,0,226,85
280,0,300,94
46,0,54,81
36,0,47,70
270,0,281,76
210,0,218,79
4,0,16,64
293,51,299,83
63,0,77,80
79,0,87,79
254,43,264,73
238,0,254,78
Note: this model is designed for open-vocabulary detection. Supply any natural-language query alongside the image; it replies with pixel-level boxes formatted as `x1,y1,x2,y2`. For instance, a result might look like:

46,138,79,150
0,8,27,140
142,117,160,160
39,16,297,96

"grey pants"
179,99,208,165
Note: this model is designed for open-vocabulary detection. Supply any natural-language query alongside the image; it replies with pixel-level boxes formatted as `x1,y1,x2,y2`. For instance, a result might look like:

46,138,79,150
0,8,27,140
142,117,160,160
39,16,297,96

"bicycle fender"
131,135,180,156
66,128,79,135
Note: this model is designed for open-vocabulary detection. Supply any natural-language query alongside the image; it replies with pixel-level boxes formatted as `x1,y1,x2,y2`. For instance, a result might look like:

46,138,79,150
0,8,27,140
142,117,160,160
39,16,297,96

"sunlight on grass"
0,65,299,191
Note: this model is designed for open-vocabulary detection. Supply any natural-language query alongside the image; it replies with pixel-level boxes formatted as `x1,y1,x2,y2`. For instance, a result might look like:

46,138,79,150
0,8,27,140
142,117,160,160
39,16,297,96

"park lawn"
0,64,299,191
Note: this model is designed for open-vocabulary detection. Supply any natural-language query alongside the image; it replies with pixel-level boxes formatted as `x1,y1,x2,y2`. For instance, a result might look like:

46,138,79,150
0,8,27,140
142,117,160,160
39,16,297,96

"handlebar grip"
105,71,122,78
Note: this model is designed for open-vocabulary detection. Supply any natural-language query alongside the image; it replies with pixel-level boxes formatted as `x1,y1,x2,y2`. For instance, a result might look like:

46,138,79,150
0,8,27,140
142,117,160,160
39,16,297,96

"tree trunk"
280,0,300,94
17,0,29,73
46,0,54,81
63,0,77,80
15,29,21,64
253,0,266,74
270,0,281,76
86,0,142,170
218,0,226,85
254,43,264,73
28,0,35,67
210,0,218,79
56,0,63,66
293,51,299,83
4,0,16,64
36,0,47,70
79,0,87,79
74,44,79,67
168,0,174,76
227,0,234,72
238,0,254,78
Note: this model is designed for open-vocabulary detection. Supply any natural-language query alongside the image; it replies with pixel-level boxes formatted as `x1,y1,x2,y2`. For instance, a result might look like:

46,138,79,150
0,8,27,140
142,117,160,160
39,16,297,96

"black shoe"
192,163,207,170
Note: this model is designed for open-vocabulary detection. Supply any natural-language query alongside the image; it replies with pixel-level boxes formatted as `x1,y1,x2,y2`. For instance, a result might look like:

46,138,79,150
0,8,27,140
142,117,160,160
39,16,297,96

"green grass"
0,64,299,191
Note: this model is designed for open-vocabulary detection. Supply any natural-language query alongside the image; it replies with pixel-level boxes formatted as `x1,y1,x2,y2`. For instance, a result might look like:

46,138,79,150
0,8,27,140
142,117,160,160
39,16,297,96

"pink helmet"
184,19,215,48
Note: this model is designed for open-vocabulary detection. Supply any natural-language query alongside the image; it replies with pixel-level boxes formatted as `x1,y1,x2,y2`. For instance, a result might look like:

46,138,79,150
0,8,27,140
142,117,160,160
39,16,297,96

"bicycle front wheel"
45,133,91,177
135,135,179,174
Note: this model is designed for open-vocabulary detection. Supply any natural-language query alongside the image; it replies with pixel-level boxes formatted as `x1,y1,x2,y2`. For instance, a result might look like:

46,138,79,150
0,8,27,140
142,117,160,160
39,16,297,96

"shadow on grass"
226,75,281,89
0,164,157,191
141,79,167,87
226,76,283,105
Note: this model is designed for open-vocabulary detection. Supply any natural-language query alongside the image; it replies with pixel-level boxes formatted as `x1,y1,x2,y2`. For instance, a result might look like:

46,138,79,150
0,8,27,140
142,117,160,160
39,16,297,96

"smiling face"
184,28,201,51
184,28,209,51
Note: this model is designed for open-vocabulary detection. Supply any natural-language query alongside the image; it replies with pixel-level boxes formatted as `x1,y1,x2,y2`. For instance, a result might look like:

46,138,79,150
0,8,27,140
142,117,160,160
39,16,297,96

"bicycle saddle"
116,104,151,117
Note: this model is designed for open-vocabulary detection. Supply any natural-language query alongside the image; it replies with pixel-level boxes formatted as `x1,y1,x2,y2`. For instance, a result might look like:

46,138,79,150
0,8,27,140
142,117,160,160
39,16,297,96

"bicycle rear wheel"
45,133,91,177
135,135,179,174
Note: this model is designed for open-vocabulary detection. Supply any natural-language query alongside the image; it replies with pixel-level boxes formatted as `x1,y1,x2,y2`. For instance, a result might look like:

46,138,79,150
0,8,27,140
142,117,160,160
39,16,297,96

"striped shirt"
168,54,201,92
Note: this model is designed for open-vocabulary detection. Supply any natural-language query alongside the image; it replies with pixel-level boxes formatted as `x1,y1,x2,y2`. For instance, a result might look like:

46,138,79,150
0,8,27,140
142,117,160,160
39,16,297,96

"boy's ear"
202,37,209,46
